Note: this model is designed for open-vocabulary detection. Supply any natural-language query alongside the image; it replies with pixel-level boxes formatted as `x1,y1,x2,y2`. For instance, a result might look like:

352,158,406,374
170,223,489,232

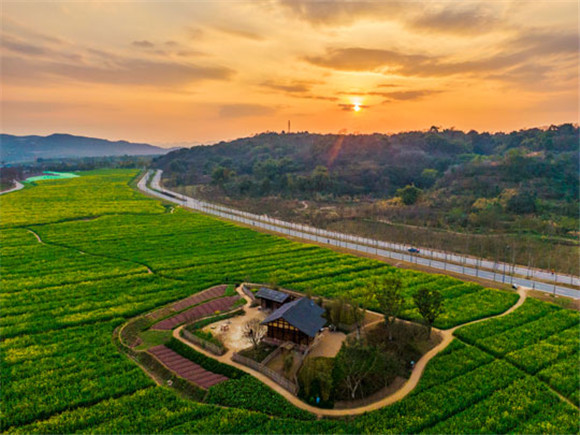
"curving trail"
25,228,153,272
0,180,24,196
27,229,44,244
173,286,528,417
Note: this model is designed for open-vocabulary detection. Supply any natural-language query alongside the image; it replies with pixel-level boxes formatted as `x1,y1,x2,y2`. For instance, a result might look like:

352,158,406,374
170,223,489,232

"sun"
353,104,361,112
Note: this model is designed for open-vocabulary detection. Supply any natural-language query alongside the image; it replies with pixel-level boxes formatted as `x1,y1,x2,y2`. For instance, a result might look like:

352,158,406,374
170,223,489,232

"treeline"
155,125,578,238
2,155,155,176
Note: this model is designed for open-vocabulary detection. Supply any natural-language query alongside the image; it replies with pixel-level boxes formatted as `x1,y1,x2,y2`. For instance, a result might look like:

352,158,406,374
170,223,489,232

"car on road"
408,247,420,254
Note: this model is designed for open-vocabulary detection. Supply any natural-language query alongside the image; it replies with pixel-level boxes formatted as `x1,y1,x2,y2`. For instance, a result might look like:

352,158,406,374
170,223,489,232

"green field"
1,169,578,433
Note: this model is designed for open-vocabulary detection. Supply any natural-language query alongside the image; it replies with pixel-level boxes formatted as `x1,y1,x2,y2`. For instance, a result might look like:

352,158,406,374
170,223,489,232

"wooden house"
261,298,326,347
255,287,291,310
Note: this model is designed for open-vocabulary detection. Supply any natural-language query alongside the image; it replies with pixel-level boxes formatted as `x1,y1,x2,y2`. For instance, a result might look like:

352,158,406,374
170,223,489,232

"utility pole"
288,120,291,133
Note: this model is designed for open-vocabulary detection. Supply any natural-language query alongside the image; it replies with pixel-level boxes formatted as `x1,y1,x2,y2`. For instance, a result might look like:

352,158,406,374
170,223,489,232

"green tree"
373,273,404,341
419,168,438,188
311,165,330,191
396,184,422,205
506,191,537,214
211,166,234,187
412,288,444,338
334,338,390,399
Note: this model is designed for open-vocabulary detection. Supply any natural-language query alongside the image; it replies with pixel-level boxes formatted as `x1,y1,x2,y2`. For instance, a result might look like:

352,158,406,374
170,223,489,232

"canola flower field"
1,169,578,433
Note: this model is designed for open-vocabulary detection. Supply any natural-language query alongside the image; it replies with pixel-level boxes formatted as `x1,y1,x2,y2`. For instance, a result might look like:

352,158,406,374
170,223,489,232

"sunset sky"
2,1,578,145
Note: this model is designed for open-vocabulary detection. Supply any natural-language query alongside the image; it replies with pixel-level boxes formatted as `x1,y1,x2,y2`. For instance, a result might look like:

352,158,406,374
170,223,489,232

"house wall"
265,318,311,346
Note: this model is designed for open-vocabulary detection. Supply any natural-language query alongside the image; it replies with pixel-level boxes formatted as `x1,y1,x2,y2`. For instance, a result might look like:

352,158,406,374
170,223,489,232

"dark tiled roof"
262,298,326,338
255,287,290,304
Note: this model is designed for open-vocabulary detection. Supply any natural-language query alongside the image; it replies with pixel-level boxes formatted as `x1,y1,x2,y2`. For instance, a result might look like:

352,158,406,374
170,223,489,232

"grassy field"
1,169,578,433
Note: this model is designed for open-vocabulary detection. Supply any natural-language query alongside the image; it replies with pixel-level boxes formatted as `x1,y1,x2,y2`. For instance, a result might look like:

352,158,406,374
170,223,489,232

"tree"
328,297,345,326
310,165,331,192
211,165,234,187
412,288,444,338
242,318,266,348
334,338,391,399
506,191,536,214
373,274,404,341
396,184,422,205
347,297,367,341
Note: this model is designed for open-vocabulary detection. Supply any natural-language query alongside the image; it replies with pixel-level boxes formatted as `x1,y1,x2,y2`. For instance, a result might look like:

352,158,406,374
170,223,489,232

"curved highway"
138,170,579,300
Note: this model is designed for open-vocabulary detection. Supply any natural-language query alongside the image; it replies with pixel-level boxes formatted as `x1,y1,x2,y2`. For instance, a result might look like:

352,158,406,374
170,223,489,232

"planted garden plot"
148,345,227,388
152,295,241,330
172,284,227,311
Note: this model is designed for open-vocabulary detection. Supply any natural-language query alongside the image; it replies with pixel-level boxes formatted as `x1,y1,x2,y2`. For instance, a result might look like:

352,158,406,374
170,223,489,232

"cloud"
2,17,65,45
380,90,442,102
258,80,336,101
215,26,264,41
187,27,204,39
2,35,48,56
305,29,578,84
277,0,405,26
511,30,578,57
218,104,276,118
408,6,500,35
132,40,155,48
2,54,235,87
301,94,338,102
260,80,313,93
305,47,430,73
338,103,370,111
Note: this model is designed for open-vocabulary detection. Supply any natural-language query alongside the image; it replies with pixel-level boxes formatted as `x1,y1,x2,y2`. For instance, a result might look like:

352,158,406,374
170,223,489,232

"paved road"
139,170,579,300
0,180,24,196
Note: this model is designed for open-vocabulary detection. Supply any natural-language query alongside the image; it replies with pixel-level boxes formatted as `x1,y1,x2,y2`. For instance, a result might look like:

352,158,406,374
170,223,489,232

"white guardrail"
138,170,579,300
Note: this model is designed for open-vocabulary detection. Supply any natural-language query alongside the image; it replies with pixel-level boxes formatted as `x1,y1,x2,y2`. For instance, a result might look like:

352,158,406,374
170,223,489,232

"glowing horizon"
1,1,578,146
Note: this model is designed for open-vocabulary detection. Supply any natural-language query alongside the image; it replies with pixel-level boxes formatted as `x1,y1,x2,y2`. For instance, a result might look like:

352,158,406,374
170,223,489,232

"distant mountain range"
1,133,174,163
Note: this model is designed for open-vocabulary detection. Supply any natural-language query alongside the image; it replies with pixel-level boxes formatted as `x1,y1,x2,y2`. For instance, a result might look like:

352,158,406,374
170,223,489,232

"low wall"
181,328,226,356
232,352,298,395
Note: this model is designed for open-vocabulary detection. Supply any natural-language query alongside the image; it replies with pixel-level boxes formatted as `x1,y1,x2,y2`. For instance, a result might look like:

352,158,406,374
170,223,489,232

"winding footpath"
0,180,24,196
173,285,529,417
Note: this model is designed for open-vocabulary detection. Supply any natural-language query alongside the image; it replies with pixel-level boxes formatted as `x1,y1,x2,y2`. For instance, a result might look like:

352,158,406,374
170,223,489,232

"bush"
206,376,315,420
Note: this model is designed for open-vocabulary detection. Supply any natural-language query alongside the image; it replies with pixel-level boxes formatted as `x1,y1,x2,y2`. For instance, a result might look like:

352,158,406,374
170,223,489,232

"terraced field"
1,169,578,433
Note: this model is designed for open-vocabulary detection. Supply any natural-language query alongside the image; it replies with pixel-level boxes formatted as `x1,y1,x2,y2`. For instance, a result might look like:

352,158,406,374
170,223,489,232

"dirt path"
172,286,530,417
26,228,152,272
26,229,44,244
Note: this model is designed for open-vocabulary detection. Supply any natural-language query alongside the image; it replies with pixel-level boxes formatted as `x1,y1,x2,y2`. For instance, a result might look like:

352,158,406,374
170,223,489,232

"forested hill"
154,124,578,239
1,133,172,163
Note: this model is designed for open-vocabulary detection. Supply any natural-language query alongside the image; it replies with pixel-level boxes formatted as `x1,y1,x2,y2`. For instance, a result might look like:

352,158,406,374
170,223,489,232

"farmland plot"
1,169,577,433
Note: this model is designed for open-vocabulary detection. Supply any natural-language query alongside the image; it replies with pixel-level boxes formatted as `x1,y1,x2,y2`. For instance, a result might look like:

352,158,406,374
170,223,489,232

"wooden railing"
181,328,226,356
232,352,298,395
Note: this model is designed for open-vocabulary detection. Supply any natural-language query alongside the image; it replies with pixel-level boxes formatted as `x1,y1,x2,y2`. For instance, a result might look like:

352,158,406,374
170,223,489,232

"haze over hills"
0,133,174,163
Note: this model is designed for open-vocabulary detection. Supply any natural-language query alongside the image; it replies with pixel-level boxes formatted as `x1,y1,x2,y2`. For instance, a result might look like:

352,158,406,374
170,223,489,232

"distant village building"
255,287,292,310
261,298,326,347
